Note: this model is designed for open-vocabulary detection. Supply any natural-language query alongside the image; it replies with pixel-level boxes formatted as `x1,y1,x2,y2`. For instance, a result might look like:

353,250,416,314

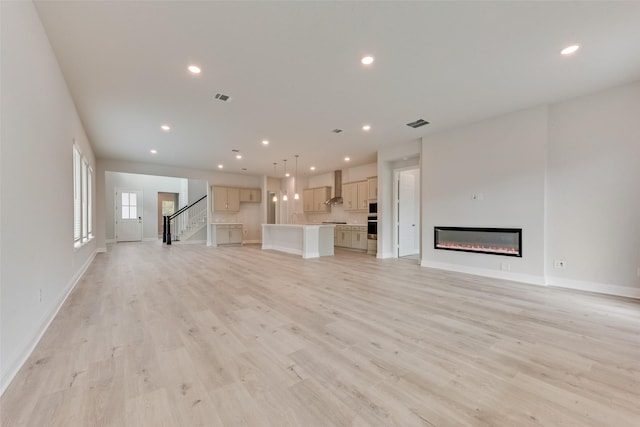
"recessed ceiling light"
188,65,201,74
561,44,580,55
362,125,371,131
235,154,242,159
344,157,351,162
150,149,157,154
285,173,290,177
262,140,269,145
310,166,316,171
361,56,374,65
218,164,223,169
161,124,171,131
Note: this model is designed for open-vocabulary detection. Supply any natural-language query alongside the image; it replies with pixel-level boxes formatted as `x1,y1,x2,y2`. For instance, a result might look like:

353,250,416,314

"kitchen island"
262,224,335,258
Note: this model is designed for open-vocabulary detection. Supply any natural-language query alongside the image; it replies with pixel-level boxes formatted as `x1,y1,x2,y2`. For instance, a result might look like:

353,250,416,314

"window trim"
73,143,94,248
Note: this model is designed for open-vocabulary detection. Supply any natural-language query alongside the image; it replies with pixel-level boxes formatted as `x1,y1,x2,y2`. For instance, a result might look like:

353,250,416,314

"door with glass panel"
116,189,143,242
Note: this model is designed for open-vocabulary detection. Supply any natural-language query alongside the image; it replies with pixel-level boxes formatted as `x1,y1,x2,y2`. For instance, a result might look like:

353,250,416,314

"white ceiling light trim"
361,55,374,65
561,44,580,55
188,65,201,74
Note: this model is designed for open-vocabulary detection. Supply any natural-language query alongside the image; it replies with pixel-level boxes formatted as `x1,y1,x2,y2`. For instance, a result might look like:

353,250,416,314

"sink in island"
262,224,335,258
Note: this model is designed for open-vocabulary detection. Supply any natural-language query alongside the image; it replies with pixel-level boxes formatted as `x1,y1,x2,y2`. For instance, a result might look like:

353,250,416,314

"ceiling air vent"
332,129,343,133
214,93,231,102
406,119,430,129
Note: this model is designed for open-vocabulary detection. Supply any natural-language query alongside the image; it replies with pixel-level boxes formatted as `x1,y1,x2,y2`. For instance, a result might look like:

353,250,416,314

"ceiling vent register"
214,93,231,102
406,119,430,128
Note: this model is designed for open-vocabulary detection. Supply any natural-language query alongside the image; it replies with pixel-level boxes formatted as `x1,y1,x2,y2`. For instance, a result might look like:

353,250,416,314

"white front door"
398,169,420,257
116,189,143,242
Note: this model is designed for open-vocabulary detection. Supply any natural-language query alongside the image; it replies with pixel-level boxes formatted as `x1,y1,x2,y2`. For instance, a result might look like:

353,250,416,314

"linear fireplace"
434,227,522,257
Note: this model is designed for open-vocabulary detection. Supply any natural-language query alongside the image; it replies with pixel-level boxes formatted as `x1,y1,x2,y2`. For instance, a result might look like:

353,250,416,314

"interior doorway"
158,192,179,237
395,168,420,259
267,192,277,224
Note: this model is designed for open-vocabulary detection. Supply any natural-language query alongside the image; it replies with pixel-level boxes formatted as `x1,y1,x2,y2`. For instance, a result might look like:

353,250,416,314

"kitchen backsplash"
302,204,368,225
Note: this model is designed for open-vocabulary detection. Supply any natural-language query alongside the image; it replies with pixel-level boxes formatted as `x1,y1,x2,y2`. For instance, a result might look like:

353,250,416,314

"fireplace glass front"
434,227,522,257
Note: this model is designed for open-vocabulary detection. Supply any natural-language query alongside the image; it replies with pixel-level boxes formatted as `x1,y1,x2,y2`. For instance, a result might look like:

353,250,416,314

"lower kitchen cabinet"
334,225,367,251
213,224,243,246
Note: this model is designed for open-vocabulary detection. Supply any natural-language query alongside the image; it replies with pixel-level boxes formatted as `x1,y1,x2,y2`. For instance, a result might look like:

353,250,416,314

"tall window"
88,167,93,237
73,145,82,244
73,143,94,247
81,158,88,241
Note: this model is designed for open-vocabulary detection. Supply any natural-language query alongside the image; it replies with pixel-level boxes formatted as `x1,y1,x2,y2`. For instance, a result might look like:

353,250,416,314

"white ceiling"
34,1,640,177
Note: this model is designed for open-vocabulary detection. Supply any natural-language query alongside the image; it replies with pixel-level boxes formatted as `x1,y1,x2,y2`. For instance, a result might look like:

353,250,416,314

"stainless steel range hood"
325,170,343,205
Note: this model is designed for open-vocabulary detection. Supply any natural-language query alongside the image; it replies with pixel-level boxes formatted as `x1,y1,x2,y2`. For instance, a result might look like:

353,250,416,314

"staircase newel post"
162,216,167,243
167,217,172,245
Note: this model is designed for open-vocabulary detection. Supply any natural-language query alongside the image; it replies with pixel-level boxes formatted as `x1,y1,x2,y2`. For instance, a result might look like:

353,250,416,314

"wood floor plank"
1,242,639,426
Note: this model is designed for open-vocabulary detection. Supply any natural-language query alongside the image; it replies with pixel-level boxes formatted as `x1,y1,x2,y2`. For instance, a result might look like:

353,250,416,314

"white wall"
418,81,640,298
421,107,547,284
104,172,187,241
0,1,97,393
546,82,640,297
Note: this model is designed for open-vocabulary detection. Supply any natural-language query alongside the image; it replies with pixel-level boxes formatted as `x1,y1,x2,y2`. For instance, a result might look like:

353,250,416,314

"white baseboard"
242,240,261,244
546,276,640,299
97,247,107,253
420,260,546,287
143,237,159,242
105,239,115,244
378,251,395,259
0,249,97,396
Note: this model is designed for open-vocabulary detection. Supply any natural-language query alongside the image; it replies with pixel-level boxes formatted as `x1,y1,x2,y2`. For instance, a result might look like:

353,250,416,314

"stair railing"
164,195,206,245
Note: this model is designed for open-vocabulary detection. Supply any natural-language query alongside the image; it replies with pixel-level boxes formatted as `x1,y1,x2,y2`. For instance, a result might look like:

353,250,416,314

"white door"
116,189,143,242
398,170,419,257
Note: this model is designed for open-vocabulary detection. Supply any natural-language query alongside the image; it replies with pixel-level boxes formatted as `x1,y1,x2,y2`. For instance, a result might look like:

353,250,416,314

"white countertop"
262,223,334,227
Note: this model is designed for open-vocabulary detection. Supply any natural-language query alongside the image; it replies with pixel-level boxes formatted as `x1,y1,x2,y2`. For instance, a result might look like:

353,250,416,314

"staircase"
164,195,206,244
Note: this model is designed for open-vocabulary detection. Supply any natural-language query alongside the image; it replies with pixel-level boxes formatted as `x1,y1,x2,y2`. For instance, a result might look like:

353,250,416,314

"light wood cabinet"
367,176,377,200
335,226,353,248
303,189,314,212
334,225,367,251
342,181,368,211
352,229,368,250
357,181,368,210
303,186,331,213
213,186,240,212
239,188,261,203
215,224,243,245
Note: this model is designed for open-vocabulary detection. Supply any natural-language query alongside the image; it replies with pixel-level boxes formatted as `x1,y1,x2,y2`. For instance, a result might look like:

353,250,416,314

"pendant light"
272,163,278,202
282,159,288,201
294,155,300,200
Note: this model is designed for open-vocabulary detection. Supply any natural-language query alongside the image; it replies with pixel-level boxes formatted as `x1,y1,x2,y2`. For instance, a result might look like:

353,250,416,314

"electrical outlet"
500,262,510,272
554,260,566,269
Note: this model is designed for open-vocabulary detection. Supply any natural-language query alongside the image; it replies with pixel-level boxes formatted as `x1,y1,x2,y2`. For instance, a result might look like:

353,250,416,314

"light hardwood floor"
2,242,639,426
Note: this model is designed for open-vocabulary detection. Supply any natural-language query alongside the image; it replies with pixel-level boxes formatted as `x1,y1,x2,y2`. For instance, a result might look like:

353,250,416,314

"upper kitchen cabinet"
367,176,377,200
213,186,240,212
343,180,368,211
239,188,261,203
303,186,331,213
